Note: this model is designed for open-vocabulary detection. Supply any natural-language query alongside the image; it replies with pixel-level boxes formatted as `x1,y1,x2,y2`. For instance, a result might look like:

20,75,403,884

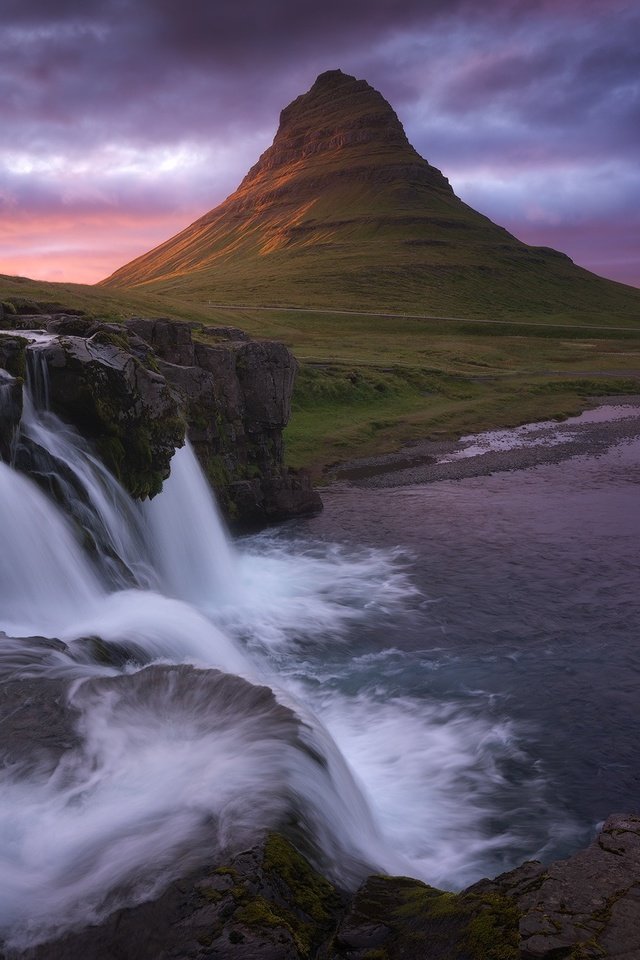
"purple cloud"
0,0,637,285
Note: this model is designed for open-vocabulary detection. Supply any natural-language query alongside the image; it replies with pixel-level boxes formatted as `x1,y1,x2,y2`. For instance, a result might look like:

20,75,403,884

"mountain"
101,70,640,324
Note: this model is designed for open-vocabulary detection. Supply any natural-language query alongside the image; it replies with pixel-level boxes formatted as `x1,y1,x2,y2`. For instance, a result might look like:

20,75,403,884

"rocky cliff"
0,308,320,526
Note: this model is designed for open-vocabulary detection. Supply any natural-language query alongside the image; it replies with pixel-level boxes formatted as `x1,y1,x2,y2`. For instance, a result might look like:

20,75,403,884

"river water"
282,421,640,881
0,375,638,949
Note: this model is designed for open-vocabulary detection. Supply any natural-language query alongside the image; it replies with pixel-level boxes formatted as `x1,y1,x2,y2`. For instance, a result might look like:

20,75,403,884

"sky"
1,0,638,288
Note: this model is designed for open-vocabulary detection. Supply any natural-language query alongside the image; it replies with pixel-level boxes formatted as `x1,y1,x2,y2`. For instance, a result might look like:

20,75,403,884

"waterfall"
143,441,237,607
17,345,155,589
0,461,104,636
0,338,420,950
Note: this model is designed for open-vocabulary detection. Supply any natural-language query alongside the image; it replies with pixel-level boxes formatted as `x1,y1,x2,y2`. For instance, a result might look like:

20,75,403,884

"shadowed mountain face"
102,70,640,323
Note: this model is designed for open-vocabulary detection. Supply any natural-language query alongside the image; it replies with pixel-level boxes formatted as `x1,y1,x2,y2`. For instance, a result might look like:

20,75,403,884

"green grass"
2,273,639,476
98,74,640,328
20,67,634,473
285,363,640,476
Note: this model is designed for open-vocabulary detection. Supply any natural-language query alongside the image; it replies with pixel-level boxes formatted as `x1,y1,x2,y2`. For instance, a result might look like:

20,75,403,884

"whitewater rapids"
0,370,549,949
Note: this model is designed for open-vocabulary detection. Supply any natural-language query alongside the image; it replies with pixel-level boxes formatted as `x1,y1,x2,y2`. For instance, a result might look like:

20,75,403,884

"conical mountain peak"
238,68,444,190
101,71,640,326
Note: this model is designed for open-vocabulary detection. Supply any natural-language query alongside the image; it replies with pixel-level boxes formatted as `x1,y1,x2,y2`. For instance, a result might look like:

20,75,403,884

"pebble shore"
327,396,640,488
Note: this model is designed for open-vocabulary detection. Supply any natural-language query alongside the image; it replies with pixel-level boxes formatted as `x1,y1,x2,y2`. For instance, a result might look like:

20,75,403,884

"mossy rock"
36,335,185,499
332,874,520,959
0,336,28,378
183,833,346,959
5,296,43,315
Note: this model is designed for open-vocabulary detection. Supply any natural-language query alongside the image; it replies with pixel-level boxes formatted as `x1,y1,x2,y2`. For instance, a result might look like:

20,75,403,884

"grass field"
2,274,639,477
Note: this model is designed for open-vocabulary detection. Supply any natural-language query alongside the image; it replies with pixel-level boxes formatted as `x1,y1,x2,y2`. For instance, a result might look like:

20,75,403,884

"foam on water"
0,359,570,947
0,667,383,947
143,442,237,605
302,690,574,888
222,535,419,650
0,462,103,637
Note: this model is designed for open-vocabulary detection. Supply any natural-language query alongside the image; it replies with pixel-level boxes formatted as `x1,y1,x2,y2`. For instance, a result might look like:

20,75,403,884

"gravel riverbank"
326,396,640,488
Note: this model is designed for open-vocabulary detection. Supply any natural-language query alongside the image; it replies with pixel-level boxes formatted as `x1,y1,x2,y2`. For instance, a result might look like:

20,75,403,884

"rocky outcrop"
18,833,347,960
334,818,640,958
472,814,640,958
0,311,320,525
331,873,520,959
37,331,183,499
0,319,184,499
8,815,640,958
0,368,22,462
124,317,321,525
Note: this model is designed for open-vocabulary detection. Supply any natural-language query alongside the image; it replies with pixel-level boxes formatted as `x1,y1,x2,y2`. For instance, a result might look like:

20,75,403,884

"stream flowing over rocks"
0,308,639,957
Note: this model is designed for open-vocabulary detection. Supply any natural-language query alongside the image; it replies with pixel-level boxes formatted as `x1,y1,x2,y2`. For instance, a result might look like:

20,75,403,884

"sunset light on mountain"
1,0,638,286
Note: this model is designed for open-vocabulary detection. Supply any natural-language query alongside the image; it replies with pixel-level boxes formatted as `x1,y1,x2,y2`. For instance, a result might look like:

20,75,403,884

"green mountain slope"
101,69,640,325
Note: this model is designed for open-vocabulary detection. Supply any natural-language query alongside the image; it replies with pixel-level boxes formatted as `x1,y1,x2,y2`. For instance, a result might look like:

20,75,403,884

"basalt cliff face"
0,308,320,526
100,70,640,323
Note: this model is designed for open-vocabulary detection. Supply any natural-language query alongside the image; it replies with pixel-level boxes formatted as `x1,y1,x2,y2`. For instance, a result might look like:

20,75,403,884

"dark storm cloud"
1,0,638,284
1,0,455,149
3,0,638,155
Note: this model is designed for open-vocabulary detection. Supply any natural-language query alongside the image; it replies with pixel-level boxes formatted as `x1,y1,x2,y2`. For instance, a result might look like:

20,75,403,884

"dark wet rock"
331,873,520,959
125,317,321,526
0,310,320,523
0,334,28,379
0,672,79,774
28,333,185,499
0,322,185,499
45,314,101,337
467,814,640,958
0,368,23,462
17,833,346,960
332,817,640,957
4,803,640,958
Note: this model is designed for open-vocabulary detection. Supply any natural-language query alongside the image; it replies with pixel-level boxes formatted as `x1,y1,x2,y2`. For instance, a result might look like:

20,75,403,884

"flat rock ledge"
472,813,640,959
6,815,639,959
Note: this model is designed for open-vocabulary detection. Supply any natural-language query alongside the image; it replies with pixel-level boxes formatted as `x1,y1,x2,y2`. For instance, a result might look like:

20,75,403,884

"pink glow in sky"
1,0,638,287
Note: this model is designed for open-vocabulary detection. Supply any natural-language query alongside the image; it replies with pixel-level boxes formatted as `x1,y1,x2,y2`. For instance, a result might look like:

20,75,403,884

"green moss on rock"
235,894,313,954
333,874,521,960
465,894,521,959
0,336,27,378
264,832,342,926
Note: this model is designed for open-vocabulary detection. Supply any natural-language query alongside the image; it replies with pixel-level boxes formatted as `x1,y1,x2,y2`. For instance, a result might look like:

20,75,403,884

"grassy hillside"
101,71,640,327
2,273,638,478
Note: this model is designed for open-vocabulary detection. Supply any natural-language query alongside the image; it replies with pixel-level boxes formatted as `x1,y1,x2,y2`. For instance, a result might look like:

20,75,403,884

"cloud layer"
1,0,638,285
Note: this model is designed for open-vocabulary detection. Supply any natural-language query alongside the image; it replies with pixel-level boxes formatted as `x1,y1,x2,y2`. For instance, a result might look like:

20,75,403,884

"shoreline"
324,395,640,488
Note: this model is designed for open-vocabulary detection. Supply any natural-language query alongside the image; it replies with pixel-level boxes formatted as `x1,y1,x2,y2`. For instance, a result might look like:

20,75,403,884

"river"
0,382,638,949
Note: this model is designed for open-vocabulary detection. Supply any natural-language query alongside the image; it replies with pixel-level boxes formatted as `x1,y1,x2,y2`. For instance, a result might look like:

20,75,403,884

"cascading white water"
0,666,395,947
0,338,543,950
142,441,237,606
0,462,103,635
20,345,155,589
0,350,417,949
